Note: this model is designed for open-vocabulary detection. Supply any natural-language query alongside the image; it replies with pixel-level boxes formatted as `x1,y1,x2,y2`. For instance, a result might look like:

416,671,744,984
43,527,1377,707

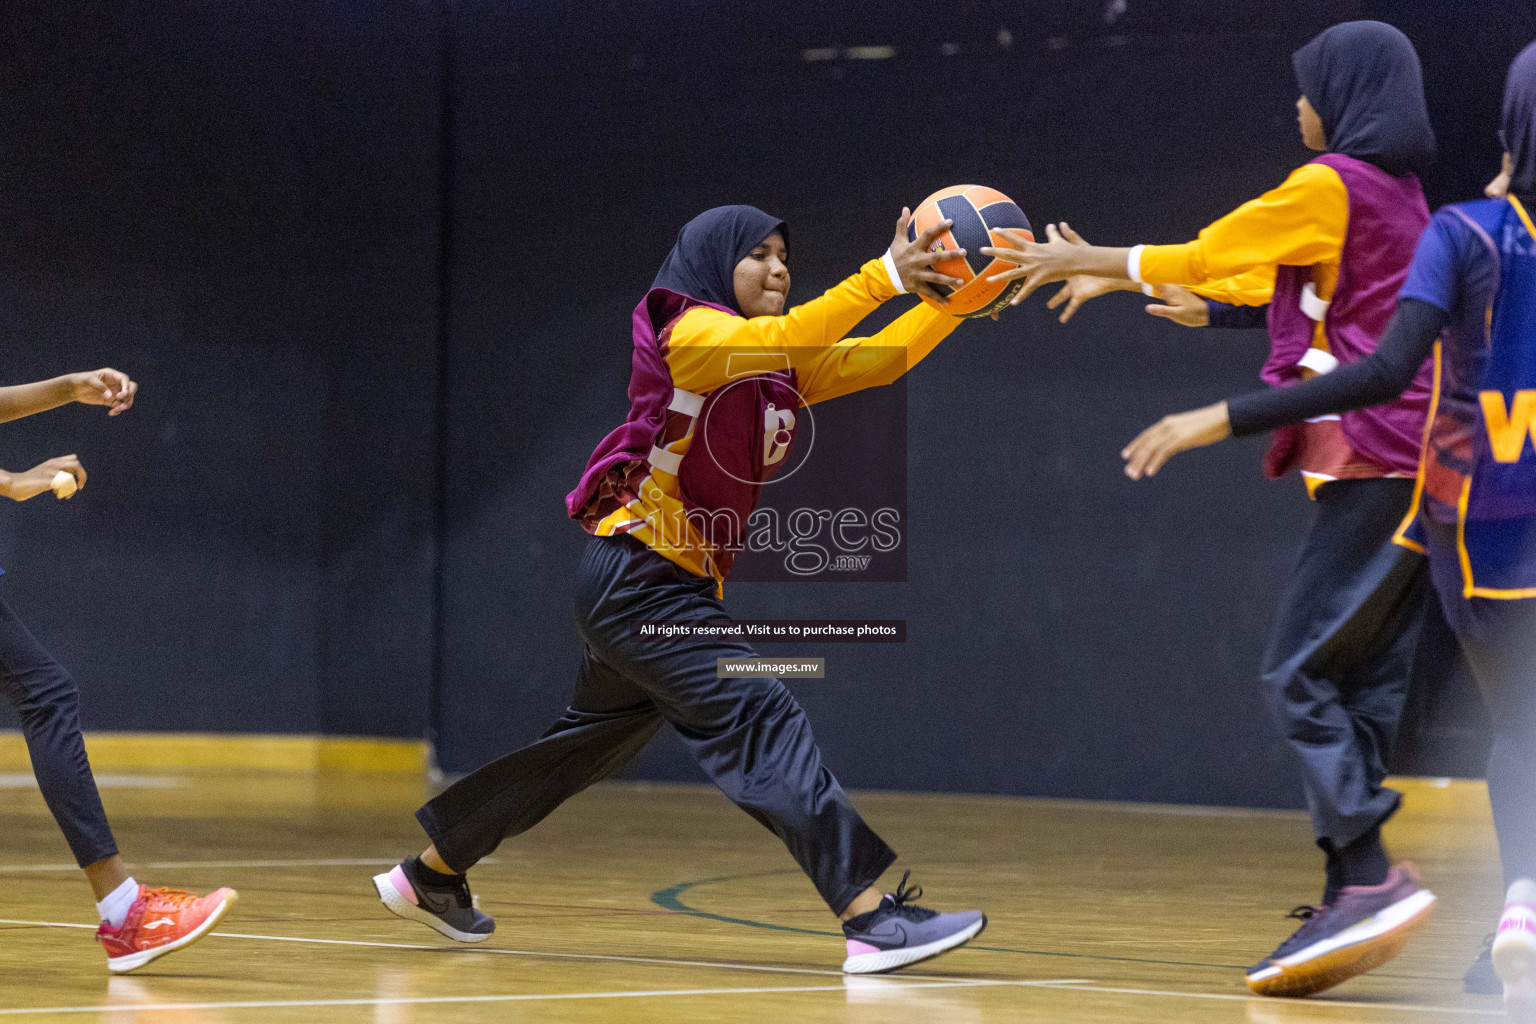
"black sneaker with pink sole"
1245,862,1436,997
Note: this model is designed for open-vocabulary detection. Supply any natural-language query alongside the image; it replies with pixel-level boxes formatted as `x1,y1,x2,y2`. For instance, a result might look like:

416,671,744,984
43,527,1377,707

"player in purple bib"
1125,40,1536,1017
984,21,1443,997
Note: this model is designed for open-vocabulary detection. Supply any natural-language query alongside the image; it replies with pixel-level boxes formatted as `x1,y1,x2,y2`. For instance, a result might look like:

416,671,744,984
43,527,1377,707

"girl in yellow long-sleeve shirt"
592,227,961,587
377,204,992,976
985,20,1444,1000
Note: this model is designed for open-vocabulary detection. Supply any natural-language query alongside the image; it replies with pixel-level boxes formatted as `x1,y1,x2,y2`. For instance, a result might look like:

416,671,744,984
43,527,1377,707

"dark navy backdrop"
0,2,441,737
0,1,1524,805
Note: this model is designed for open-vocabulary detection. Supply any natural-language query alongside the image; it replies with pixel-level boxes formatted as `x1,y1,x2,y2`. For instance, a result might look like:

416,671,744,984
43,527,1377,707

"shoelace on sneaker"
142,888,198,910
882,871,938,923
1272,905,1330,958
446,874,475,910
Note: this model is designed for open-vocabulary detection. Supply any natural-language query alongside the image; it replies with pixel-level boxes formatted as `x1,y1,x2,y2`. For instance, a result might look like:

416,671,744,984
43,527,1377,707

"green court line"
649,871,1254,972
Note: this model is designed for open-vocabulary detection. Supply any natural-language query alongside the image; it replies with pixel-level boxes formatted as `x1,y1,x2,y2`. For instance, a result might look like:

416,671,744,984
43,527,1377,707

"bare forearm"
1061,246,1135,281
0,376,79,424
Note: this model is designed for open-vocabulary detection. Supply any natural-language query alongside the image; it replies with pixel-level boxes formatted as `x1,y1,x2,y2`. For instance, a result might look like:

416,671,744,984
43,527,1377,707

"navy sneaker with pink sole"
373,859,495,943
840,872,986,975
1245,862,1435,997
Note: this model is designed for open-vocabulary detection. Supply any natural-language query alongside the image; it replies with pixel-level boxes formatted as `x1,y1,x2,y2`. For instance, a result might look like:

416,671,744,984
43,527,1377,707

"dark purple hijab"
650,205,787,314
1504,41,1536,195
1293,21,1436,178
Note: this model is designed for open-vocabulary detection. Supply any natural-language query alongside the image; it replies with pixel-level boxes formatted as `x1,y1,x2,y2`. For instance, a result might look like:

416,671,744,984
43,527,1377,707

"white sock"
96,877,139,928
1509,878,1536,906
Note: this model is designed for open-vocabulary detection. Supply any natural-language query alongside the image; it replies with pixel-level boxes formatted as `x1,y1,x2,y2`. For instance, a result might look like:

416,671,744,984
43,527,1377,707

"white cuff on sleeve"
1140,283,1157,297
1127,244,1147,284
1299,282,1331,322
882,249,906,295
1297,348,1340,375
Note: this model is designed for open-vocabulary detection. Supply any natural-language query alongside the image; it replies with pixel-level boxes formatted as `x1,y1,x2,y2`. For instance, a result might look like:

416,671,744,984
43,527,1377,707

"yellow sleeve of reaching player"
1183,266,1277,307
1137,163,1348,289
793,302,960,405
666,258,901,395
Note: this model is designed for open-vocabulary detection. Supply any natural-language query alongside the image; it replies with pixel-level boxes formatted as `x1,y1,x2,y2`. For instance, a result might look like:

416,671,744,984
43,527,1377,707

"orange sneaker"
95,885,238,973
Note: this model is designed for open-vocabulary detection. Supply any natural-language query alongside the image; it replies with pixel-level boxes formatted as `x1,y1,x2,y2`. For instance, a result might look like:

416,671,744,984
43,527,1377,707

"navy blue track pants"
417,534,896,914
0,594,117,867
1259,478,1434,850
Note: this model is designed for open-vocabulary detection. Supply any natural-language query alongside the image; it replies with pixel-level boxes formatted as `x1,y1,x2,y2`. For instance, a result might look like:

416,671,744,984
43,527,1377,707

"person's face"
1487,151,1515,198
733,232,789,317
1297,95,1327,151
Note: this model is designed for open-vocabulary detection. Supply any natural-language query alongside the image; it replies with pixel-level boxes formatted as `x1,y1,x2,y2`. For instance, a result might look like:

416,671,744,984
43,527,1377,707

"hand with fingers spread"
982,222,1132,308
72,368,138,416
889,208,968,306
3,455,87,501
1143,284,1211,327
1032,224,1136,323
1121,402,1231,480
1046,274,1140,323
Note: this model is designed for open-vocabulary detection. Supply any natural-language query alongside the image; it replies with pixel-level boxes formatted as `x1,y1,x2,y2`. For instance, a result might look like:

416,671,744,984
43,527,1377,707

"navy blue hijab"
1504,41,1536,195
1293,21,1437,178
651,205,787,315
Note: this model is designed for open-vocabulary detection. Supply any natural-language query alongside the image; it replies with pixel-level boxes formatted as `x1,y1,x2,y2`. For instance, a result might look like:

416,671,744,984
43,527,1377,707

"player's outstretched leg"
0,596,237,972
1244,862,1435,997
377,638,664,943
581,534,984,973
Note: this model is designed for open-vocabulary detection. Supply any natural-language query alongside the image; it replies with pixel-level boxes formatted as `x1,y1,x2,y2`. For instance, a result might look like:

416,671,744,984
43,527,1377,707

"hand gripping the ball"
888,209,966,306
5,455,86,502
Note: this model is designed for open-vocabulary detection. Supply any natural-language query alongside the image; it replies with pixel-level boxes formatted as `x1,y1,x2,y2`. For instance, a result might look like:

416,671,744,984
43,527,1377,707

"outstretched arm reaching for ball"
1027,224,1138,322
980,223,1133,305
0,369,138,424
1021,223,1205,325
985,165,1346,307
1007,226,1265,327
667,209,972,396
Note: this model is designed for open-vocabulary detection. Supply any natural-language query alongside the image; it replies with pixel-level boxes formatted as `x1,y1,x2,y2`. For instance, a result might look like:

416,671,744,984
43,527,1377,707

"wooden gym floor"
0,766,1510,1021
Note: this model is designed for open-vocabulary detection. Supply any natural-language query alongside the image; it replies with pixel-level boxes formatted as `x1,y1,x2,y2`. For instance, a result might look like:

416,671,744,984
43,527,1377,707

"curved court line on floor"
650,871,1258,970
648,870,1442,980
